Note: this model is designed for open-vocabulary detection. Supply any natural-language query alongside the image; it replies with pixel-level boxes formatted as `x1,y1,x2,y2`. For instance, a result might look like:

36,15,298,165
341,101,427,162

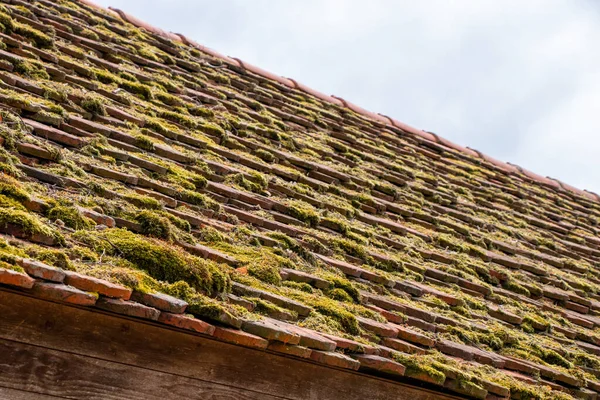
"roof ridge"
79,0,599,204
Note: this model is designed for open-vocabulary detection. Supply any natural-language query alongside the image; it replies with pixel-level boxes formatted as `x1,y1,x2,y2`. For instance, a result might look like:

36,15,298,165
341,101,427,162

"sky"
94,0,600,193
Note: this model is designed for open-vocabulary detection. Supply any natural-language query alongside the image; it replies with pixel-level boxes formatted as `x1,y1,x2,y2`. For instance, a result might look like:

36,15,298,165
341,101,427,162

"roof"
0,1,600,399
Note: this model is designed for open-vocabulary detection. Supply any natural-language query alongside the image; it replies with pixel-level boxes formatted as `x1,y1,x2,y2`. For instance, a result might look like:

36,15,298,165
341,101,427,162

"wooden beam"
0,386,65,399
0,339,278,399
0,289,459,400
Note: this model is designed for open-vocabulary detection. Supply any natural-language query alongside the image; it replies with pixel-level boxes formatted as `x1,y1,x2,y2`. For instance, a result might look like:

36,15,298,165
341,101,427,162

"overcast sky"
95,0,600,193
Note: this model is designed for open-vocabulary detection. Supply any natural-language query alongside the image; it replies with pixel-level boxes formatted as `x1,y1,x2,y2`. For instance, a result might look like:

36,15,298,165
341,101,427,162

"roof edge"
78,0,598,204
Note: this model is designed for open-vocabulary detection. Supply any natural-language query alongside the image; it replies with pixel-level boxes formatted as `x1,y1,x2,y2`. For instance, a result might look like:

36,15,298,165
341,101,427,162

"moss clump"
0,194,25,210
163,212,191,233
246,262,282,285
197,226,227,243
328,288,353,302
12,58,49,80
310,297,359,335
255,148,274,163
0,11,53,49
391,353,446,385
282,280,314,293
155,91,184,107
178,190,220,211
267,232,315,264
47,206,94,230
134,134,155,151
186,293,248,323
288,200,320,227
120,80,152,100
123,193,162,210
0,237,26,264
135,210,174,240
0,207,63,244
159,110,197,129
0,176,29,202
166,165,208,190
199,121,225,136
74,228,230,295
26,248,73,270
187,105,214,118
15,23,54,49
225,172,268,194
0,260,23,273
81,93,106,116
134,210,190,240
327,276,360,302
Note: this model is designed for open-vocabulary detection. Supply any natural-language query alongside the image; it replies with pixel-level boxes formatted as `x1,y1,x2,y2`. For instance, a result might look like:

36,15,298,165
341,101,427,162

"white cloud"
94,0,600,192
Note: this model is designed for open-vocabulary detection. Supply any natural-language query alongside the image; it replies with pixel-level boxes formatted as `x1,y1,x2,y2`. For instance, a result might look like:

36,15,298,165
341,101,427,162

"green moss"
134,134,155,151
74,228,230,295
81,93,106,116
328,288,353,302
391,353,446,385
135,210,174,240
185,294,247,322
0,194,25,210
322,217,351,235
311,297,359,335
288,200,320,227
327,275,360,302
255,148,274,163
120,80,152,100
0,260,23,273
93,68,120,84
225,172,268,194
187,105,214,118
0,176,29,202
159,109,196,129
123,193,162,210
133,210,190,240
0,207,63,244
80,27,100,41
199,121,225,136
197,226,227,243
12,58,49,80
178,190,220,211
155,91,185,107
282,280,314,293
163,212,191,233
0,11,53,49
26,247,73,270
14,22,54,49
47,205,94,230
246,262,282,285
167,165,208,190
267,232,315,264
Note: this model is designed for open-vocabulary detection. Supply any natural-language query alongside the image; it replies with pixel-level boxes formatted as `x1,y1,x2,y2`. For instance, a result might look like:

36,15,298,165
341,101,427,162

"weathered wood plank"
0,386,65,399
0,339,275,400
0,289,459,400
